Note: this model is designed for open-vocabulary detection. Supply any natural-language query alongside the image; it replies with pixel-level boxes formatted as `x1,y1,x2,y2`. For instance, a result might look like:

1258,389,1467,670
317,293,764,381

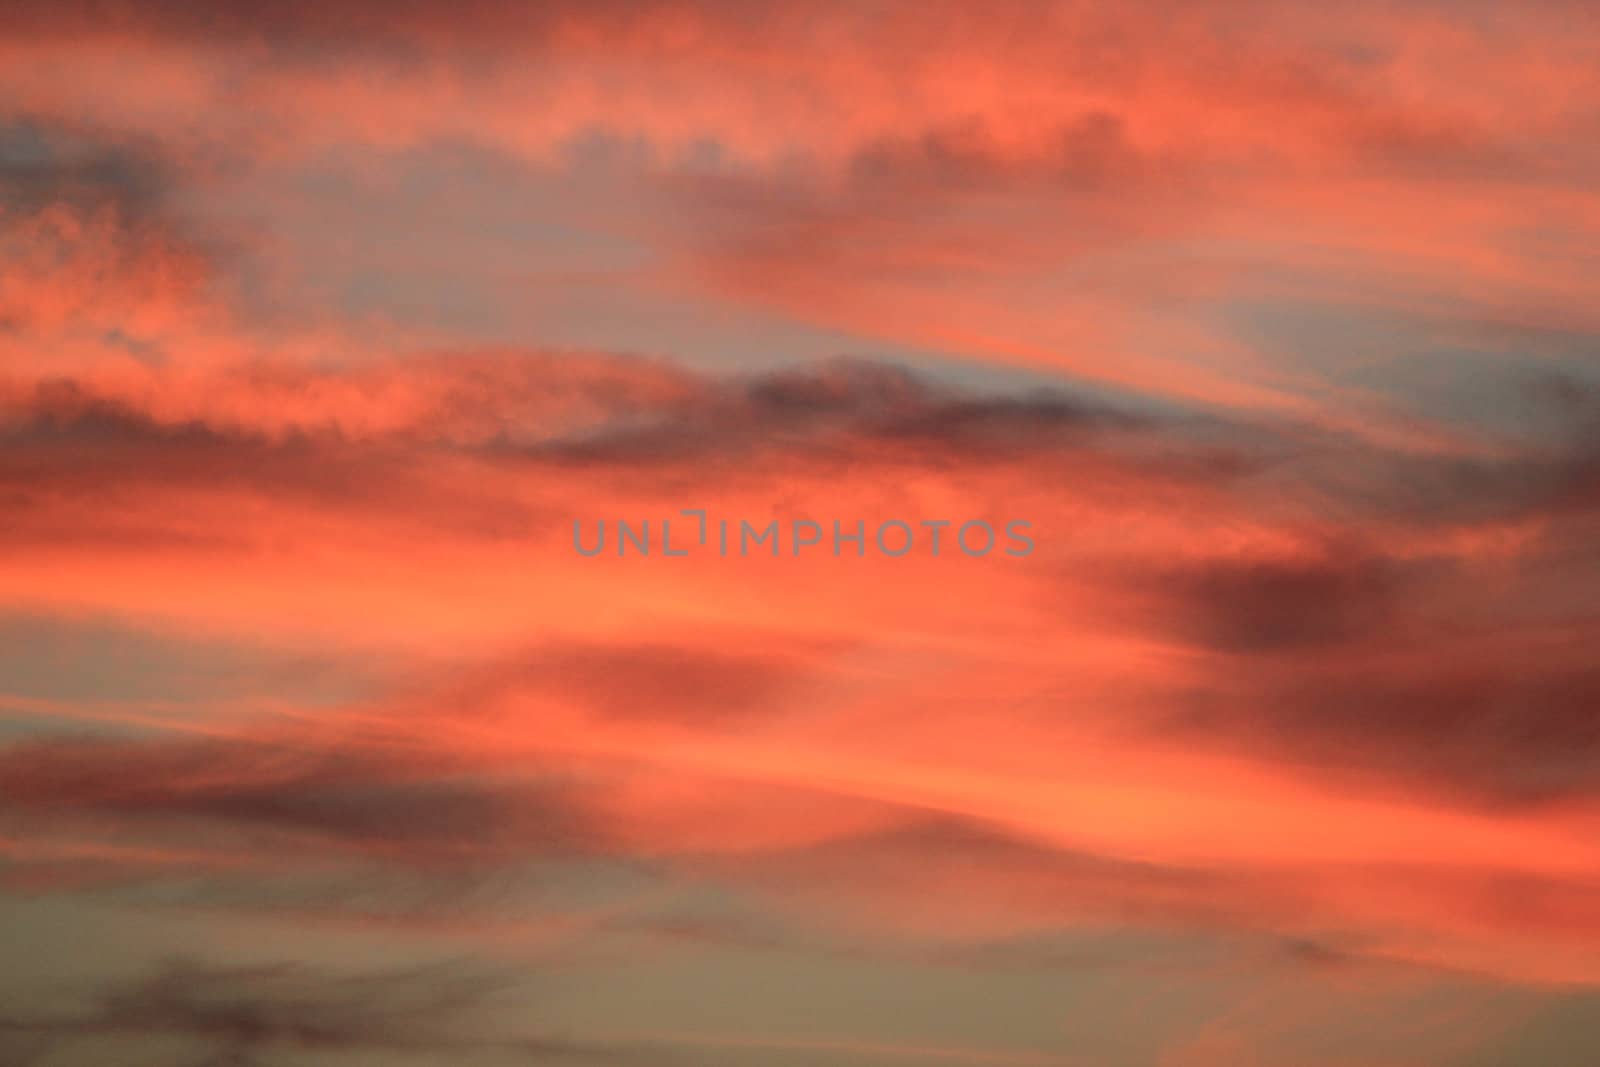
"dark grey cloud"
0,0,756,55
0,119,230,367
0,378,548,546
0,352,1254,552
501,355,1247,489
1259,659,1600,810
1125,542,1412,653
0,731,603,863
0,123,167,222
1149,628,1600,814
0,958,641,1067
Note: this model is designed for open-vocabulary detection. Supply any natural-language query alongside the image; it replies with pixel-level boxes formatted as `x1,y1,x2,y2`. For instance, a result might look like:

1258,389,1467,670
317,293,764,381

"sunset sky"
3,2,1600,1064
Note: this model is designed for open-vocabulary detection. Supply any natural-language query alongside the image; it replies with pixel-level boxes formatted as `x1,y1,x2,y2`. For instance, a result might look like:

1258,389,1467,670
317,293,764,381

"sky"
2,1,1600,1064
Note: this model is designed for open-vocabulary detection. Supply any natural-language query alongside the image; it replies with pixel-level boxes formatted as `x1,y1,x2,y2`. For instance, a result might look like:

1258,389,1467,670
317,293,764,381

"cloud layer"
4,4,1600,1064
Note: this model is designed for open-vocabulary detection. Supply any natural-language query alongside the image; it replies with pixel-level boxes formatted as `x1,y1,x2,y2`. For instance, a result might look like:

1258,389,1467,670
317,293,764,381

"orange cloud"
5,6,1600,1061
